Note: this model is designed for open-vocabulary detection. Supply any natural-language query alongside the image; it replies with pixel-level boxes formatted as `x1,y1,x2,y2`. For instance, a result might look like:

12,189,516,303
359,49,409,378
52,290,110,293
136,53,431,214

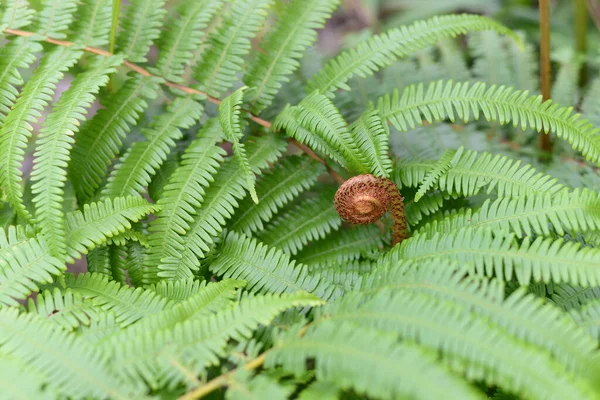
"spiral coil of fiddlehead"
334,174,408,245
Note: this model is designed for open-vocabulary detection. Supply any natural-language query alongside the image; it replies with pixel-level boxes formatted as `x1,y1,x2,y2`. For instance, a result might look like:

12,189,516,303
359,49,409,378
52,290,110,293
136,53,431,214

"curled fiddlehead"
334,174,409,245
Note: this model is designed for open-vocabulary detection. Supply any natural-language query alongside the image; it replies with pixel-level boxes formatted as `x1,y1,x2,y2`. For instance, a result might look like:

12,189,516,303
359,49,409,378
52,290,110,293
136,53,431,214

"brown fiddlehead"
334,174,409,246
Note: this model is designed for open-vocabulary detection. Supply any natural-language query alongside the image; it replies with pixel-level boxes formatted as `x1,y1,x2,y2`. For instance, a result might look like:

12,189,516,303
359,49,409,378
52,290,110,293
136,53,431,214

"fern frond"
64,196,158,263
551,283,600,311
31,0,77,39
0,46,81,221
0,236,64,306
469,31,512,86
194,0,273,97
100,279,245,349
31,54,122,258
415,147,461,202
113,291,323,389
68,0,112,47
152,0,222,82
116,0,166,63
70,75,161,201
317,288,598,399
377,80,600,166
230,155,324,236
552,58,580,108
64,272,171,327
0,37,41,124
244,0,339,112
258,190,342,255
365,259,597,374
420,188,600,238
86,245,127,283
148,278,205,303
151,135,286,283
269,321,484,400
388,227,600,286
0,308,140,399
220,86,258,203
275,91,367,173
0,0,35,30
145,119,225,278
349,109,393,178
405,191,446,225
210,231,338,299
102,96,204,198
308,14,520,97
27,288,98,331
0,354,50,400
295,225,384,267
396,149,565,198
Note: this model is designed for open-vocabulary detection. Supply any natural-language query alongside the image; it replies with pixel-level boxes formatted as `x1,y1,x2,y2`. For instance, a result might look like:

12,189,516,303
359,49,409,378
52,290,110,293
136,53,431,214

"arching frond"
244,0,339,112
145,119,225,278
194,0,273,97
377,80,600,166
210,231,338,299
68,0,112,47
572,299,600,340
0,37,41,124
308,14,520,97
101,96,204,198
419,188,600,239
147,278,205,303
113,291,323,389
116,0,166,63
64,272,171,327
64,196,158,263
27,288,98,331
274,91,367,173
0,46,82,221
0,236,63,306
469,31,512,87
152,0,223,82
31,54,122,258
551,284,600,311
220,86,258,202
582,78,600,128
151,135,286,283
395,149,565,198
70,75,161,201
258,190,342,255
295,225,384,267
0,308,141,399
230,155,325,236
349,109,393,178
268,321,484,400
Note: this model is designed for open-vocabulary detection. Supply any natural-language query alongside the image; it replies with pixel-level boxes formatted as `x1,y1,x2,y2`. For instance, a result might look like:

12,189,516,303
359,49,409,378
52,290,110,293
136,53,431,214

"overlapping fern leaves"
1,1,600,399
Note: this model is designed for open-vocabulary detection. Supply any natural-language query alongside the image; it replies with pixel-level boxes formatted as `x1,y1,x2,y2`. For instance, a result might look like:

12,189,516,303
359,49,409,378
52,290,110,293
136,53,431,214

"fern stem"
538,0,552,153
575,0,588,87
178,353,267,400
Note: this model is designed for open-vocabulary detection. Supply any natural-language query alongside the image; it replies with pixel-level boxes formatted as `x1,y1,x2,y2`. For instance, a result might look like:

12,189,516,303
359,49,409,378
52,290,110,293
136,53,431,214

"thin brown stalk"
538,0,552,153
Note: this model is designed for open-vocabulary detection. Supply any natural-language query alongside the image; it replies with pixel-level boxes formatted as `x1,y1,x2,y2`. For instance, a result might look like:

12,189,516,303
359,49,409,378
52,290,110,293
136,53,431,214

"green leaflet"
219,86,258,203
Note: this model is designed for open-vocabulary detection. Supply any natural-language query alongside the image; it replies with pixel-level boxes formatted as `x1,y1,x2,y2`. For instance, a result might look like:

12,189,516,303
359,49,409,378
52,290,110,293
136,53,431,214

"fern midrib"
40,0,59,37
158,6,200,75
354,115,387,175
79,0,103,45
0,38,31,88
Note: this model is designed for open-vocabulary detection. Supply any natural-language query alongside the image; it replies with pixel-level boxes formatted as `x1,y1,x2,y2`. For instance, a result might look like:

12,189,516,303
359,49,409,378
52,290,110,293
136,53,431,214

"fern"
31,54,122,258
210,231,338,299
220,86,258,203
27,288,98,331
244,0,339,113
230,155,325,235
102,96,204,198
0,0,35,30
31,0,77,39
194,0,273,97
69,0,112,47
378,80,600,165
307,14,520,96
115,0,166,63
0,46,82,220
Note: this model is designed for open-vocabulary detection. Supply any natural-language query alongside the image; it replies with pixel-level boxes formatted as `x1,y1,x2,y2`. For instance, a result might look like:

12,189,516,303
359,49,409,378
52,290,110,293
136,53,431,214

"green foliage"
1,1,600,399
